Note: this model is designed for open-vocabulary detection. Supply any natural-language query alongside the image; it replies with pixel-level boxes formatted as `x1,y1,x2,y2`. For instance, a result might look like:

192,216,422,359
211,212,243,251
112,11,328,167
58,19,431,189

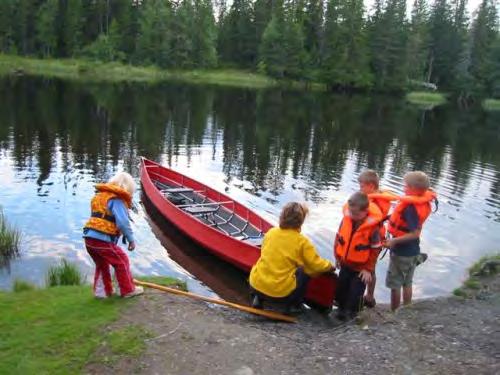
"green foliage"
0,0,498,95
0,209,21,262
82,33,125,62
482,98,500,111
13,279,36,292
106,326,151,357
46,259,84,287
406,91,447,105
36,0,58,57
322,0,372,90
469,0,498,97
218,0,256,66
0,285,134,373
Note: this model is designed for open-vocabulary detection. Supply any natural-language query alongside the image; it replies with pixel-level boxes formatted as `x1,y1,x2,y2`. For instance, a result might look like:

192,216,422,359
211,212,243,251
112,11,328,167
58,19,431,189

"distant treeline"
0,0,498,97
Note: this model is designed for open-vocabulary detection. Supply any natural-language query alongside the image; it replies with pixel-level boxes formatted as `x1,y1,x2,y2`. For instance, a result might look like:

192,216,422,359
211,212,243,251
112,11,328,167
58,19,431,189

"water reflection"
0,76,499,300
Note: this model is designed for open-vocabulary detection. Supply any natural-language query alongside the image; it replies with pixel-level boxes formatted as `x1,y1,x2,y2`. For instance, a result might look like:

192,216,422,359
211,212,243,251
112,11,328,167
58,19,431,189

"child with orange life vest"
334,192,383,320
358,169,399,308
83,172,144,298
384,171,436,311
249,202,334,312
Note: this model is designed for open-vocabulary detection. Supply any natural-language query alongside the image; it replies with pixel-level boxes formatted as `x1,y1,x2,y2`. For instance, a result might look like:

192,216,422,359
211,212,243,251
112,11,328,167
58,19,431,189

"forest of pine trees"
0,0,498,97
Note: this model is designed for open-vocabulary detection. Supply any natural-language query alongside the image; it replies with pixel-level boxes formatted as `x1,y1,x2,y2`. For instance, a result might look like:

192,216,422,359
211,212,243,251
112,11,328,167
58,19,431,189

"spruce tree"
63,0,84,57
0,0,15,53
135,0,171,67
323,0,371,90
407,0,429,82
192,0,217,68
36,0,59,57
469,0,498,95
218,0,256,66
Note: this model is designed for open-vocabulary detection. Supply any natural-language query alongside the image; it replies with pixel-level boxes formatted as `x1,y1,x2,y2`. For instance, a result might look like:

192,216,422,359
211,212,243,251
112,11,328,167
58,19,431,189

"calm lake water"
0,76,499,302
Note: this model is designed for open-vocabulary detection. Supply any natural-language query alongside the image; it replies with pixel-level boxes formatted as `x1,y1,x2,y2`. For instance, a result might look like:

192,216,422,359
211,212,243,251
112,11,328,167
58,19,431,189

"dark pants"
250,267,310,308
335,265,366,314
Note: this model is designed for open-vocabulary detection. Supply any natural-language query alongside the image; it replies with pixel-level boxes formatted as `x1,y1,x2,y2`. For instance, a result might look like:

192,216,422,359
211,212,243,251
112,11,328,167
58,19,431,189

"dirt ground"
86,275,500,375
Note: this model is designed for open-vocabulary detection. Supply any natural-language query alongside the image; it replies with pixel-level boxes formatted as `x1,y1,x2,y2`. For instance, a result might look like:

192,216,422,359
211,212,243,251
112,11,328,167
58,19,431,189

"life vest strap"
354,244,372,251
91,212,116,223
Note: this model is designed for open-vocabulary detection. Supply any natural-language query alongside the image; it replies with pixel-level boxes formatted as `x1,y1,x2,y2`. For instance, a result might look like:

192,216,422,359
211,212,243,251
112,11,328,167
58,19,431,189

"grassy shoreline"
482,98,500,111
453,254,500,298
406,91,448,106
0,54,279,89
0,54,328,90
0,276,183,374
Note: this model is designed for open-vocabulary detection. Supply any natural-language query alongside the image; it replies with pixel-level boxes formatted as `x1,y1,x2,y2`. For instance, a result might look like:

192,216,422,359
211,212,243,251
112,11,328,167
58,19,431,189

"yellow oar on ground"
133,279,296,323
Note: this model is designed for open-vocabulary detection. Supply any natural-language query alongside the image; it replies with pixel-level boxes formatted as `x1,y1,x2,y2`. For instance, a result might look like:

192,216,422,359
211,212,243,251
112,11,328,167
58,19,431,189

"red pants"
84,237,135,297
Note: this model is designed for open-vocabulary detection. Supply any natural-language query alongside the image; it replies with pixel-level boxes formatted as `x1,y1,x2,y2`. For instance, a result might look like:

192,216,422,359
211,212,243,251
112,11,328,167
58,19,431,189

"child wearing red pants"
83,172,143,298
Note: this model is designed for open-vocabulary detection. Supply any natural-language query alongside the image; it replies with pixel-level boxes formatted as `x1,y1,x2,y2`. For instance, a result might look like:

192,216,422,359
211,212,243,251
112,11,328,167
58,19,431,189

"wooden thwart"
133,279,296,323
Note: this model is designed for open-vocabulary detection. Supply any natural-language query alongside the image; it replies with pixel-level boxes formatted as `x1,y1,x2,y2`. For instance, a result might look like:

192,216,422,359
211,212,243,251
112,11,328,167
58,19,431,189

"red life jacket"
388,190,437,237
84,183,132,236
334,202,383,267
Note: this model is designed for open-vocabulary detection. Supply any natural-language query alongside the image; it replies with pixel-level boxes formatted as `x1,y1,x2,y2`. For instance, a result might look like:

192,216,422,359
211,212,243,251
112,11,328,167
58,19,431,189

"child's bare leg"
366,273,376,300
402,286,412,305
391,288,401,311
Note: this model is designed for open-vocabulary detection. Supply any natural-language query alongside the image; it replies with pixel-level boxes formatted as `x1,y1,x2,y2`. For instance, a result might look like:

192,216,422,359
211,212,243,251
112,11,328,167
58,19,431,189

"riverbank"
0,276,184,374
1,54,327,90
88,256,500,375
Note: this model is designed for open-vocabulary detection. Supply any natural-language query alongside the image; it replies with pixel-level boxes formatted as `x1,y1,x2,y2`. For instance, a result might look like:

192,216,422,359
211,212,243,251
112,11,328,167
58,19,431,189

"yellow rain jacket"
249,227,332,298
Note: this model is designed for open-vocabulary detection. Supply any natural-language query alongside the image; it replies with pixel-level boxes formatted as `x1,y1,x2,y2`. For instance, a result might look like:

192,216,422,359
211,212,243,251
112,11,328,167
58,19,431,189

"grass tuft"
0,209,21,263
46,259,84,287
13,279,36,292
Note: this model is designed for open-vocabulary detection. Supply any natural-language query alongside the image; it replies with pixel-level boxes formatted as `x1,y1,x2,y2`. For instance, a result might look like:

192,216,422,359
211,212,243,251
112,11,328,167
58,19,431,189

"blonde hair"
404,171,430,191
348,192,369,211
279,202,309,229
108,172,136,195
358,169,380,189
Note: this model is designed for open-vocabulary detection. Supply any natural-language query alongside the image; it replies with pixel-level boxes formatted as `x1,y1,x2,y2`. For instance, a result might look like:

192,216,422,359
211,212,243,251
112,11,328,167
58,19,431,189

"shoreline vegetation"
406,91,448,106
0,273,184,373
0,54,286,90
7,55,500,110
0,209,21,267
482,98,500,111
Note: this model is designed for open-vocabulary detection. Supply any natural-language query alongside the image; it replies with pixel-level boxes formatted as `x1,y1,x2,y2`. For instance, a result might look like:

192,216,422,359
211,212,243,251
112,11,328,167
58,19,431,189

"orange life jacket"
84,183,132,236
368,190,399,239
334,202,383,267
368,190,399,217
388,189,437,237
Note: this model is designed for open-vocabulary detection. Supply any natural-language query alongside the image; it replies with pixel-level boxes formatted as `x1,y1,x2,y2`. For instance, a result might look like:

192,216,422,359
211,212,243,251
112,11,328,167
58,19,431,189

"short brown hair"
348,192,369,211
404,171,430,191
279,202,309,229
358,169,379,189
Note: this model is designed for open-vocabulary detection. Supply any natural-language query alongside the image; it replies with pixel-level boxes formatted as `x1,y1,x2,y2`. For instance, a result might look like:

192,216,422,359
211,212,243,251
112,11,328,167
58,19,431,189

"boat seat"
162,188,193,194
242,237,264,247
184,206,219,216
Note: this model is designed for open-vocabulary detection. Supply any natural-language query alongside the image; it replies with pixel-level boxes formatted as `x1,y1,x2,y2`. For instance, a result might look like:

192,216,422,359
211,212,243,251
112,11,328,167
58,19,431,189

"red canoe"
140,157,336,310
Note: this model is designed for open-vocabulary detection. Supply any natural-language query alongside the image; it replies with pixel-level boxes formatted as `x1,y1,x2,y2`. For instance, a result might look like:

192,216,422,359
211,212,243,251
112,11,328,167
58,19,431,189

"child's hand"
359,270,372,285
384,238,397,249
128,241,136,251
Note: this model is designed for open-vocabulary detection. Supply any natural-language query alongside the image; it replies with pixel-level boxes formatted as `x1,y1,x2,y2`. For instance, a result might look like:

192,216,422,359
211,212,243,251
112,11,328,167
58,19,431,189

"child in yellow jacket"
249,202,334,312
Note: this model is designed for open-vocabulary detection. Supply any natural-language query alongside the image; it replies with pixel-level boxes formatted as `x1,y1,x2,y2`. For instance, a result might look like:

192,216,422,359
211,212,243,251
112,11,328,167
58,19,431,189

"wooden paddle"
133,279,297,323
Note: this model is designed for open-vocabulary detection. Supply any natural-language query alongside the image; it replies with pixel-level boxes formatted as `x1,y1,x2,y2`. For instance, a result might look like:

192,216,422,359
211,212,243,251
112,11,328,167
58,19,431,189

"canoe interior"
150,177,266,247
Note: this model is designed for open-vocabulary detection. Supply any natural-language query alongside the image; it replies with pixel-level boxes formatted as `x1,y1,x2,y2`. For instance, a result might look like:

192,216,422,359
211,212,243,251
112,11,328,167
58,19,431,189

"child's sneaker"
415,253,428,266
123,286,144,298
